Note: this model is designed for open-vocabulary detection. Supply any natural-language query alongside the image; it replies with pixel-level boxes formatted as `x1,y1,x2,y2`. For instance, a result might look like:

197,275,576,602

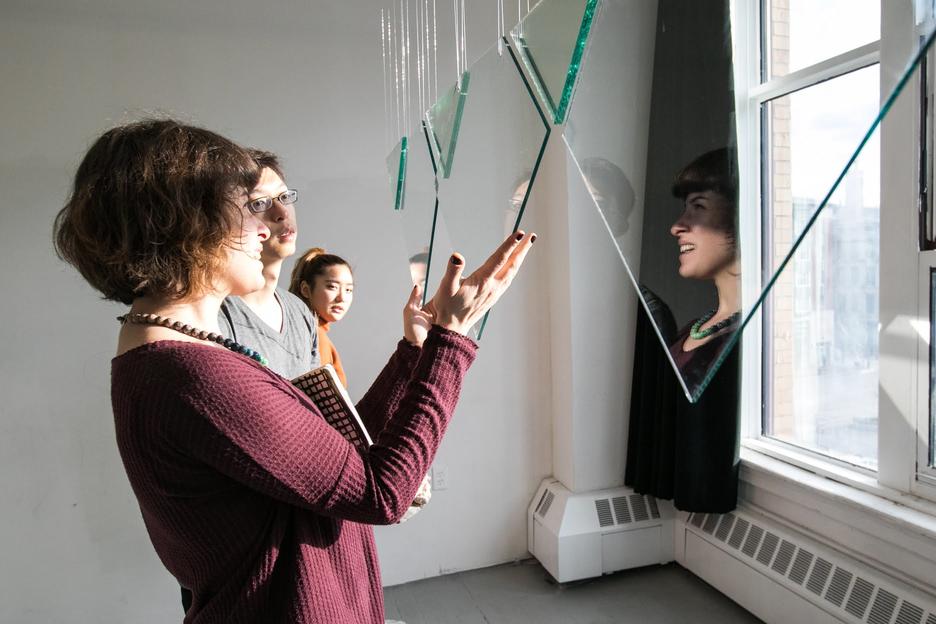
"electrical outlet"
433,465,449,490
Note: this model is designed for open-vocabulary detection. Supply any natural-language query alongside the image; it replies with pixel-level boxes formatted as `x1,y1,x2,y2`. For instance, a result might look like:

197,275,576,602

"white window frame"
734,0,936,507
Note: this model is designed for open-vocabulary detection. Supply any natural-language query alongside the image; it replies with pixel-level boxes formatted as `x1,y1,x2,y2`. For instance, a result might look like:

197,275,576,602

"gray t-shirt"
218,287,320,379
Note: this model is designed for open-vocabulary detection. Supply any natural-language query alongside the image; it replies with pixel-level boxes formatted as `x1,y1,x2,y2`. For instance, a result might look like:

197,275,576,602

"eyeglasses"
246,189,299,214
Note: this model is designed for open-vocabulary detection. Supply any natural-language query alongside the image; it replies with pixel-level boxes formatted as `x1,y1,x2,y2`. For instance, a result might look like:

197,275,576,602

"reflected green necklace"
118,313,269,366
689,309,741,340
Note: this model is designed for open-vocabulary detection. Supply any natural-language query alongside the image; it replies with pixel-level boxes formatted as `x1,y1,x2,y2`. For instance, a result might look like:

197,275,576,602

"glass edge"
444,71,470,178
421,122,439,306
509,31,560,121
562,134,695,401
554,0,601,124
475,39,554,341
394,136,408,211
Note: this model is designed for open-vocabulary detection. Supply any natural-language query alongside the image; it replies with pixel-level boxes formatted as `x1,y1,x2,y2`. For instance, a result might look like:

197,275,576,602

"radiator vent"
741,524,764,558
789,549,814,586
593,494,661,528
867,588,898,624
728,518,749,550
595,499,614,527
825,567,852,608
685,511,936,624
612,496,631,524
845,577,875,620
702,513,720,534
806,557,832,596
630,494,650,522
756,531,779,567
714,513,735,542
895,601,924,624
535,489,555,518
772,539,796,576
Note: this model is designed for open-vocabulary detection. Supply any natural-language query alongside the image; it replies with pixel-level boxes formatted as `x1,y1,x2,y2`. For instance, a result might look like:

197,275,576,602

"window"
759,0,881,470
739,0,936,504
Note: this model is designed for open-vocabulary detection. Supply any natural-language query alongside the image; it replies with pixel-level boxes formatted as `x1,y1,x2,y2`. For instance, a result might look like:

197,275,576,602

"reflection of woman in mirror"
667,148,739,386
582,157,636,240
627,146,742,515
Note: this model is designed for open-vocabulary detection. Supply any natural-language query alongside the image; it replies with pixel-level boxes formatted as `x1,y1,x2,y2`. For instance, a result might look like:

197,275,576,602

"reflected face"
408,253,428,291
669,190,736,280
305,264,354,324
224,194,271,296
250,168,297,262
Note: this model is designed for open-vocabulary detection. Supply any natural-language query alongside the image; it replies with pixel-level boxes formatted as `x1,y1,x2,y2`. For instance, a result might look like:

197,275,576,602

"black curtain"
625,301,740,513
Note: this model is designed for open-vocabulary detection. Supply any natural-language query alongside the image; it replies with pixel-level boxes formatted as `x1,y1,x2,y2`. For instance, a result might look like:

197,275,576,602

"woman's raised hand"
429,231,536,336
403,283,434,347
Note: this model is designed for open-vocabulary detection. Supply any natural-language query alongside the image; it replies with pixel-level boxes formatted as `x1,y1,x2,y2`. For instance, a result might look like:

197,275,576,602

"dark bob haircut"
671,147,738,205
53,119,261,305
671,147,738,242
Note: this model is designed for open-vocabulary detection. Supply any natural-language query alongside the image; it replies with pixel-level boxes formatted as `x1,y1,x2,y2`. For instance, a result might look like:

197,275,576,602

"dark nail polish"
530,234,537,243
451,255,463,266
514,232,524,241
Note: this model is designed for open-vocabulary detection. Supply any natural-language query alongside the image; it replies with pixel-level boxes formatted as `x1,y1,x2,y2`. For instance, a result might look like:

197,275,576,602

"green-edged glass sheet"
430,38,550,340
563,0,936,401
386,136,408,211
395,123,439,300
427,72,469,179
510,0,598,124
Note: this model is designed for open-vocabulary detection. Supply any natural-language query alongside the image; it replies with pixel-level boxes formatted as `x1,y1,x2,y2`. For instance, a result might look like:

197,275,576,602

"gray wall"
0,1,553,621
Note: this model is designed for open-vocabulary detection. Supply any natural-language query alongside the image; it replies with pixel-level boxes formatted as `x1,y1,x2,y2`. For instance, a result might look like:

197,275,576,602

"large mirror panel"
394,123,440,301
429,39,551,339
566,0,936,401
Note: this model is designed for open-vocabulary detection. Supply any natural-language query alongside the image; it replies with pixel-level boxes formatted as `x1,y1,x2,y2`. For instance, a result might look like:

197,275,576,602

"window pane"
765,0,880,79
763,66,880,470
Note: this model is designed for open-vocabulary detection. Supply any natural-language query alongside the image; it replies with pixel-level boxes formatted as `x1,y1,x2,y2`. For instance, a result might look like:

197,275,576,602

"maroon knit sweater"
111,326,476,624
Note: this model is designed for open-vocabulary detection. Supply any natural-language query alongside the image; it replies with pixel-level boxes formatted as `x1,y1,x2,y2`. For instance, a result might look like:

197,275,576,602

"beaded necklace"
689,309,741,340
117,312,269,366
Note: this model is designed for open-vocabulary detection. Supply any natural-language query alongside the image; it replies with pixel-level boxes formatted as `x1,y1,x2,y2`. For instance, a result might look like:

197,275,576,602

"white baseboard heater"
527,478,675,583
680,506,936,624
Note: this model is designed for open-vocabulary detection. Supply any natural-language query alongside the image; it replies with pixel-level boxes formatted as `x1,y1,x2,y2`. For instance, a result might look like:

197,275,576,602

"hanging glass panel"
509,0,599,124
395,123,440,301
563,0,936,401
429,39,551,339
426,72,470,179
386,136,408,211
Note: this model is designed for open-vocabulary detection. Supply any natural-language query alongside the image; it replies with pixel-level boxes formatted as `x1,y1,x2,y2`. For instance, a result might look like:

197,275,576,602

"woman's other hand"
403,283,434,347
429,231,536,336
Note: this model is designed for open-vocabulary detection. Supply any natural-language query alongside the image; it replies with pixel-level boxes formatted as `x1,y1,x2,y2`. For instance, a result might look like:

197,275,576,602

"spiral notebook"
291,364,373,450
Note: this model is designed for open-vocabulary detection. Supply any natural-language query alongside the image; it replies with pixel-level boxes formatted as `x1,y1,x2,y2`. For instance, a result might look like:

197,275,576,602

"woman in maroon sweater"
52,119,534,623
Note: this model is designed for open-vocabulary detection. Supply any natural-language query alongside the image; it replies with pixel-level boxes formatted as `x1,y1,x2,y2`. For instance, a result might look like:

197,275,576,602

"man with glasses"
218,150,320,379
180,151,320,612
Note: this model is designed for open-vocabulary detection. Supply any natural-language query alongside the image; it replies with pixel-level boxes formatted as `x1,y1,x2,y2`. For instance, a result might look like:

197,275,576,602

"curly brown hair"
53,119,261,304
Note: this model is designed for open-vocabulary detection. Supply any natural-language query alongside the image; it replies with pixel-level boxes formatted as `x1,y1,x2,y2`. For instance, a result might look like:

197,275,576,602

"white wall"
0,1,553,620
